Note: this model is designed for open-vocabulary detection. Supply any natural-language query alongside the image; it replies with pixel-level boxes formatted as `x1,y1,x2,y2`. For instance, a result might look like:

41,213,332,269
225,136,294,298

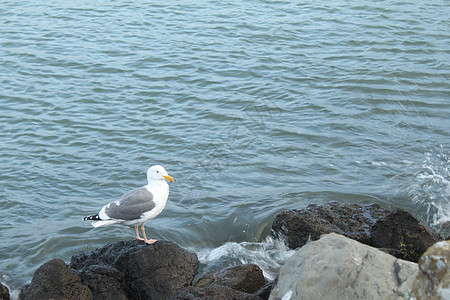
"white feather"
92,220,119,227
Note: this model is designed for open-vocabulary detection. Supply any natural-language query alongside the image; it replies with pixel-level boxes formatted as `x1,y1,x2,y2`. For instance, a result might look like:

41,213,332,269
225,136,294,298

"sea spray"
406,145,450,237
195,236,295,281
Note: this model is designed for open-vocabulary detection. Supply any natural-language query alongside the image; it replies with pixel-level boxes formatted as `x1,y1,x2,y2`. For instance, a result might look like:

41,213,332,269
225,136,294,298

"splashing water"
196,236,295,281
407,146,450,236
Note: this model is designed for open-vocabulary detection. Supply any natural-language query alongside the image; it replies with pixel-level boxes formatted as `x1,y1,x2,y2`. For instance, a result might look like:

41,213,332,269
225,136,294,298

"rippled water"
1,0,449,293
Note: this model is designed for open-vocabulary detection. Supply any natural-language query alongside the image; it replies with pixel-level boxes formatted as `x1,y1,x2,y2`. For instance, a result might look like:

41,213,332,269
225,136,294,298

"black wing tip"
83,214,101,221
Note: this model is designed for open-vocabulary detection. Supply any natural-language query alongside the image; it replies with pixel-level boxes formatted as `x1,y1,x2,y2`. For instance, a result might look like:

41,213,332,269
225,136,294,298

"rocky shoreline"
1,202,448,300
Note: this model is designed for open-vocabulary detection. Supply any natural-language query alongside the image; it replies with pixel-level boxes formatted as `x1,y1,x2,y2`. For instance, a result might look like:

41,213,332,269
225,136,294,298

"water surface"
1,0,449,293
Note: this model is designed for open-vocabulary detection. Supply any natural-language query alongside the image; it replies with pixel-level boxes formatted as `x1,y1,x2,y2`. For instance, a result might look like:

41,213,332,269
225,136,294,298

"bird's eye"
156,171,160,173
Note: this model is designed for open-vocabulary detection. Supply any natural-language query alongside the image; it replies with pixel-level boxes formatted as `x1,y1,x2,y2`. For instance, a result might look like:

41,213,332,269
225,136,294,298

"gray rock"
269,233,418,300
371,208,442,262
0,282,9,300
21,258,93,300
271,202,390,249
195,264,266,294
174,285,262,300
410,240,450,300
434,221,450,240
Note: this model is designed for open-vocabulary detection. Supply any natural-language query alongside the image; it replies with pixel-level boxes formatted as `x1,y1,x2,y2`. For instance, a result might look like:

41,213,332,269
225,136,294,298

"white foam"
196,236,295,281
406,146,449,231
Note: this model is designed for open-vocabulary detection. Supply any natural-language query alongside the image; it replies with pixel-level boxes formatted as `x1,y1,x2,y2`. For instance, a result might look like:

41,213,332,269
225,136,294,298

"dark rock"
79,265,127,300
0,282,9,300
371,208,442,262
71,240,199,300
70,239,142,270
253,280,274,300
272,202,391,249
195,264,265,294
174,285,262,300
21,258,92,300
115,241,199,300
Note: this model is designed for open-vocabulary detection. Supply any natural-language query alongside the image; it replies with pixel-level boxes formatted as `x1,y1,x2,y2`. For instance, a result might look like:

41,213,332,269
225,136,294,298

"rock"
78,265,127,300
115,241,199,299
271,203,443,263
269,233,418,300
410,240,450,299
174,285,262,300
253,281,274,300
20,258,93,300
195,264,266,294
70,239,141,270
435,221,450,240
0,282,9,300
371,208,442,262
71,240,199,300
271,202,391,249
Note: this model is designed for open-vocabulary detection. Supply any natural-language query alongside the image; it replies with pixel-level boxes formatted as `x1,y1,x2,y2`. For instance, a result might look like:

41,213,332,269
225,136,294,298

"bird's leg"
135,225,145,241
141,224,157,244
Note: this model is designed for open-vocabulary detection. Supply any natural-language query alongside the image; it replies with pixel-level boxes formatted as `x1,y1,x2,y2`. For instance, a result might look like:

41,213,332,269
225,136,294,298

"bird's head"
147,165,174,183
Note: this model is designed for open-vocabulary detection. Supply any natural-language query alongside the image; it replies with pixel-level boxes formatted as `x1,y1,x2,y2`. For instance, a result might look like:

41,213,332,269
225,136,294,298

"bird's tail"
83,214,101,221
83,214,118,227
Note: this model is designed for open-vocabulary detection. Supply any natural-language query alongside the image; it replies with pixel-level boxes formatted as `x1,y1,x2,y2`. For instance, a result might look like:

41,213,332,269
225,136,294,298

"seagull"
83,165,174,244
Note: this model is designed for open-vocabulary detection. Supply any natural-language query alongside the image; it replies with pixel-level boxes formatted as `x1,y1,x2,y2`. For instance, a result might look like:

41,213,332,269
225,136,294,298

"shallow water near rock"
0,0,449,295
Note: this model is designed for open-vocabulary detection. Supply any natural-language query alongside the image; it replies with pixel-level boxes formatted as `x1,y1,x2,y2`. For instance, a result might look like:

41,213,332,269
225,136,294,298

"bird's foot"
145,238,158,244
136,237,145,241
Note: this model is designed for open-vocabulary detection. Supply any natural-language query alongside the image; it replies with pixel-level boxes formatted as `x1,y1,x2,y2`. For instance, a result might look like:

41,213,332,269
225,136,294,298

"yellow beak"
164,174,174,182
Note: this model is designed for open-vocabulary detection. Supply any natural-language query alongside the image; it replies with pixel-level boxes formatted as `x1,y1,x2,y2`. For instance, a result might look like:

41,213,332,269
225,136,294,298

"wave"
406,145,450,237
195,236,295,281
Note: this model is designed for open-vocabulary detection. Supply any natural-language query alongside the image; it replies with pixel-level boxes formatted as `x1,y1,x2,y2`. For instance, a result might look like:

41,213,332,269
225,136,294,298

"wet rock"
0,282,9,300
78,265,127,300
410,240,450,299
21,258,93,300
195,264,266,294
435,221,450,240
115,241,199,300
253,280,274,300
269,233,418,300
371,208,442,262
174,285,262,300
70,239,141,270
71,240,199,300
271,202,390,249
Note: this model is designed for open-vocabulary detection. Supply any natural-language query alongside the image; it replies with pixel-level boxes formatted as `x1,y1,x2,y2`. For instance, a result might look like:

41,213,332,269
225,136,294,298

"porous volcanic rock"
71,240,199,300
0,282,10,300
20,258,92,300
271,202,391,249
174,285,262,300
78,264,127,300
70,239,140,270
195,264,266,294
115,241,199,299
253,280,275,300
371,208,442,262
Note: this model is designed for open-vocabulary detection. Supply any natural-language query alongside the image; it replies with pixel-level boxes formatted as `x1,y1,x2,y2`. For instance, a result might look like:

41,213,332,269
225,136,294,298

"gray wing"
104,187,155,220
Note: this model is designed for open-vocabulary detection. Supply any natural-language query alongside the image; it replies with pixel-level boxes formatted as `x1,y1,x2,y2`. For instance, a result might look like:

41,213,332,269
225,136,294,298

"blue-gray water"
1,0,449,294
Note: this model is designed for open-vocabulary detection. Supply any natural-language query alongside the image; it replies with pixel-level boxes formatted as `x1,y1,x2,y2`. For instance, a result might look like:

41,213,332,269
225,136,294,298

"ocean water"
0,0,449,294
